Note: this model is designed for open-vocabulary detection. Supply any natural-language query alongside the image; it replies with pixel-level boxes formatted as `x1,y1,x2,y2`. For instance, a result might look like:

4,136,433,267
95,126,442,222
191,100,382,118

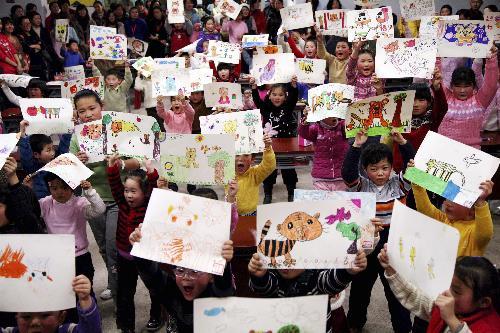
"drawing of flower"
195,134,204,143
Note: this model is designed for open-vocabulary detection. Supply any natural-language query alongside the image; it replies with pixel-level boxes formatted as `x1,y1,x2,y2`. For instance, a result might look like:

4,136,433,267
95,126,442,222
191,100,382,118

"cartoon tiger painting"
258,212,323,267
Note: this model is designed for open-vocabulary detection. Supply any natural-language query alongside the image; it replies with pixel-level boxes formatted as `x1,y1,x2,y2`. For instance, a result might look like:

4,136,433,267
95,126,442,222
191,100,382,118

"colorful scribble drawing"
259,59,276,83
363,98,389,128
336,220,361,255
79,123,102,140
311,90,346,114
425,159,465,186
161,238,191,263
218,87,230,105
463,154,481,168
325,207,351,225
0,245,27,279
277,325,301,333
204,307,226,317
258,212,323,267
182,148,200,168
409,246,416,269
25,106,61,119
349,7,392,41
167,201,199,226
381,40,435,77
427,257,436,279
443,22,490,47
45,156,76,168
110,119,140,137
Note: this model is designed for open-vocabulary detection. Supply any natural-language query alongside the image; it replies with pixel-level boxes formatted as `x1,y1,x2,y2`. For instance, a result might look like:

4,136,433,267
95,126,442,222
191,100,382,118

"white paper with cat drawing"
0,234,75,312
307,83,354,121
375,38,437,79
436,20,492,58
203,82,243,109
189,68,214,92
419,16,459,38
216,0,242,20
257,199,372,269
208,40,241,65
280,3,315,30
35,153,93,189
399,0,435,21
131,188,231,275
167,0,185,23
295,58,326,84
102,111,162,159
346,7,394,42
404,131,500,208
251,53,295,85
0,133,19,169
200,109,265,154
75,120,105,164
151,68,191,97
315,9,347,36
193,295,328,333
20,98,74,135
160,134,235,185
387,201,460,299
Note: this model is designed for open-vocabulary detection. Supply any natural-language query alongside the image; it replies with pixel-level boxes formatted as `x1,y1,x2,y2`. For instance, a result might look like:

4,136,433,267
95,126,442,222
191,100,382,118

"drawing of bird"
463,154,481,167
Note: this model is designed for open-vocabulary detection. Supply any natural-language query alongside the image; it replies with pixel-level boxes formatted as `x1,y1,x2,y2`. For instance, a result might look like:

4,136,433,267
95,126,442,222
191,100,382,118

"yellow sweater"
317,39,348,84
412,184,493,257
236,148,276,215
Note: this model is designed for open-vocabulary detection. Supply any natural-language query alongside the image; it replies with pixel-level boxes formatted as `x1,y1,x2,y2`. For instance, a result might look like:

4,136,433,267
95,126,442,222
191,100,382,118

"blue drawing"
204,307,225,317
443,22,490,46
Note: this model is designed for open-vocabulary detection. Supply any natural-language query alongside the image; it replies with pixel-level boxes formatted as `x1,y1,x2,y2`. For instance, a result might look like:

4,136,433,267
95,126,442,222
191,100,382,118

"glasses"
173,267,205,280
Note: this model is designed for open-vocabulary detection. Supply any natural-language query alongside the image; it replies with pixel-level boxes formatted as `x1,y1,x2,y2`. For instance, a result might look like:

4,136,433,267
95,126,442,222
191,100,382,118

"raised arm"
212,263,235,297
251,84,265,109
57,133,73,156
19,135,37,173
0,82,21,106
316,33,334,63
316,269,353,294
106,163,126,205
430,84,448,132
476,52,499,109
297,122,319,142
248,270,280,297
120,66,134,91
82,187,106,220
286,35,305,58
412,184,447,222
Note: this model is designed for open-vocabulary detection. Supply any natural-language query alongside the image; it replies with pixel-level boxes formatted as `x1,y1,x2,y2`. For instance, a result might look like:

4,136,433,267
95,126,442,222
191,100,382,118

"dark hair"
44,172,71,191
29,134,53,154
10,5,23,18
326,0,342,9
0,185,8,204
270,83,287,94
105,68,123,80
336,37,351,48
67,38,79,47
456,9,471,19
93,1,103,6
454,257,500,313
27,78,47,96
26,3,37,13
217,62,232,72
485,5,498,12
124,169,149,195
409,83,432,104
73,89,102,108
305,37,317,45
451,67,476,88
129,6,139,13
49,1,60,9
58,0,70,7
135,0,144,6
358,48,374,60
191,188,218,200
28,11,41,22
440,4,453,14
360,143,393,168
201,16,215,27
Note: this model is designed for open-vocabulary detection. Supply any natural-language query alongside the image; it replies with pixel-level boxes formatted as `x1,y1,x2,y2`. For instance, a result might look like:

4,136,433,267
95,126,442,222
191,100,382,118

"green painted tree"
151,121,161,159
336,222,361,254
277,325,301,333
102,113,113,153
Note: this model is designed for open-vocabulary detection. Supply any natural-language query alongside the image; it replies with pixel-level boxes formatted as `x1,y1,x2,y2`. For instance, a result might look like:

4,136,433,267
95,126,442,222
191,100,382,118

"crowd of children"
0,0,499,333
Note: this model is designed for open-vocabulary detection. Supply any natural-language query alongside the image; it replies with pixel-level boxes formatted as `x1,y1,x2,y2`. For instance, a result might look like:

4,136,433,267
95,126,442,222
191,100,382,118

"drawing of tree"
391,92,407,128
243,112,260,150
336,222,361,254
151,121,161,159
207,151,232,184
102,113,112,153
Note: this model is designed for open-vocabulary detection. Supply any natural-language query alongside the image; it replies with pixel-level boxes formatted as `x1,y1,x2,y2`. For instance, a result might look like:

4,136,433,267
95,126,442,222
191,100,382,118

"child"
210,61,242,83
379,249,500,332
250,76,299,203
189,91,212,134
242,87,256,110
170,22,192,55
0,78,47,106
438,46,498,148
342,130,415,333
298,107,348,191
316,32,351,84
221,13,248,45
60,39,86,68
235,134,276,216
347,41,384,100
196,16,221,53
0,275,103,333
40,175,106,284
107,154,160,333
91,60,133,113
156,94,195,134
283,29,318,59
134,74,166,131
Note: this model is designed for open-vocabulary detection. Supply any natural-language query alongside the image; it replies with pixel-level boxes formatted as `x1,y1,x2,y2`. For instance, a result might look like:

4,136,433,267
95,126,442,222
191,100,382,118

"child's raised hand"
76,151,89,164
72,275,92,310
347,250,367,275
248,253,267,278
226,180,238,203
144,159,156,174
282,28,289,38
23,173,34,188
129,223,143,245
377,244,396,276
488,45,498,59
370,217,384,236
80,180,92,190
291,75,298,88
407,159,415,168
370,73,383,93
263,133,272,149
353,129,368,148
18,120,29,138
476,180,494,205
107,154,122,168
435,290,461,329
390,130,407,145
156,95,163,104
2,157,19,185
431,67,442,90
221,240,234,262
157,177,169,190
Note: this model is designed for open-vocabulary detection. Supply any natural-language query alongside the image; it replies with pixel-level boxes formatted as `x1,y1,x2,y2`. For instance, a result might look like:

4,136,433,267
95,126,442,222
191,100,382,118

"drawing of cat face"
277,212,323,241
26,258,53,282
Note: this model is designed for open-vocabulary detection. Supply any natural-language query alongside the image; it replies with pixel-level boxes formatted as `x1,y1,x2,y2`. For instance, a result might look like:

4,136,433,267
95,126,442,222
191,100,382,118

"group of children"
1,1,500,333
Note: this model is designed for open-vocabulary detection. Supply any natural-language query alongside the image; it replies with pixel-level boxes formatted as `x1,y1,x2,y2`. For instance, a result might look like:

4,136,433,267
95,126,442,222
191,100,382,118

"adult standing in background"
125,6,148,41
71,4,95,59
469,0,484,20
45,0,60,32
92,1,107,26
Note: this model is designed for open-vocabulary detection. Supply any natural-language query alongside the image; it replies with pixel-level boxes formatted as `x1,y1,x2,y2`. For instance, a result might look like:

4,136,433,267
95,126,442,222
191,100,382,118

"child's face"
190,91,204,103
171,97,184,113
451,83,474,101
0,203,7,228
235,154,253,175
202,40,209,52
304,41,317,58
69,42,79,52
357,53,375,76
185,0,194,10
335,42,351,61
278,269,306,280
174,267,212,301
218,69,230,81
174,23,184,29
241,7,250,17
270,87,286,107
16,311,65,333
243,90,252,99
365,158,392,186
47,178,73,204
34,143,55,164
124,177,146,208
105,74,121,89
443,200,473,221
440,7,451,16
450,275,478,315
27,88,43,98
75,96,103,123
412,98,429,116
205,19,215,32
130,8,139,19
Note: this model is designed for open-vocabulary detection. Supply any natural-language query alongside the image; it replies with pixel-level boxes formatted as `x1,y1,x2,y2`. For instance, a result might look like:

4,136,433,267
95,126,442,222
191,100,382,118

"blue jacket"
124,18,148,40
60,48,86,68
19,134,72,199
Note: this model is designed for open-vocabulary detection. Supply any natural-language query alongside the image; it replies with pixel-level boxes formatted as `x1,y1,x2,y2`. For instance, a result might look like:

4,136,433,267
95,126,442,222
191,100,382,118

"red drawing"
0,245,28,279
363,98,389,129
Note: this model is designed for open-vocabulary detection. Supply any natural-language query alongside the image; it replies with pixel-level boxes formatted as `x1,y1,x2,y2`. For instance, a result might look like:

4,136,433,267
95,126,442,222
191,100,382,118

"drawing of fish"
204,307,225,316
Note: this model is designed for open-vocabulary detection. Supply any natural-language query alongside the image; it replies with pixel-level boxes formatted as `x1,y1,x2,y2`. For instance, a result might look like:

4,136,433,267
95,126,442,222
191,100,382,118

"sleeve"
230,203,238,235
251,86,264,110
346,56,358,85
287,37,304,58
6,182,46,234
156,98,170,122
73,297,102,333
91,65,102,77
120,67,134,91
59,46,67,58
19,136,37,173
106,164,126,205
252,147,277,184
209,60,219,78
79,53,86,65
297,122,318,142
472,58,484,89
342,145,361,188
1,84,21,106
56,134,72,156
385,272,434,321
476,56,499,109
82,188,106,220
285,84,299,111
232,61,242,81
212,263,235,297
221,19,230,33
146,169,159,196
429,84,448,132
316,269,353,294
317,39,334,63
398,141,415,172
134,77,144,91
412,184,447,222
248,271,280,296
472,201,494,251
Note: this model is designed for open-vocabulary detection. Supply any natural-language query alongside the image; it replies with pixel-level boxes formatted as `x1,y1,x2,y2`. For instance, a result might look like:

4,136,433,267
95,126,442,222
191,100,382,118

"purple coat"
298,121,348,179
196,31,221,52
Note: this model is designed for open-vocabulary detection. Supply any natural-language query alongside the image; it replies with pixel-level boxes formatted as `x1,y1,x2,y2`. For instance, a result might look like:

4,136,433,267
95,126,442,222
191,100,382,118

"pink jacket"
156,99,195,134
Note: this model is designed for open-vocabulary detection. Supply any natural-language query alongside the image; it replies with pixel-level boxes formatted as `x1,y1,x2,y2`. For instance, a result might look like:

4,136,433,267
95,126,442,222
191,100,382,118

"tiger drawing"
258,212,323,267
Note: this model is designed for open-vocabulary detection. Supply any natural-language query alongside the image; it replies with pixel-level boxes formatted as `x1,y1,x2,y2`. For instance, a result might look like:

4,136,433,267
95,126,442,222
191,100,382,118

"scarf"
411,109,432,130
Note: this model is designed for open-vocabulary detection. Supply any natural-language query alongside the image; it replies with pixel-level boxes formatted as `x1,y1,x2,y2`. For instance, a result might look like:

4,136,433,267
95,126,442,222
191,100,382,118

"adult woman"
184,0,201,25
0,18,22,74
146,6,168,58
29,11,62,77
10,5,24,25
17,16,47,80
25,3,38,16
2,17,27,73
45,1,60,32
251,0,266,33
326,0,342,9
106,11,126,35
71,4,95,59
112,3,127,23
92,1,107,26
241,4,257,35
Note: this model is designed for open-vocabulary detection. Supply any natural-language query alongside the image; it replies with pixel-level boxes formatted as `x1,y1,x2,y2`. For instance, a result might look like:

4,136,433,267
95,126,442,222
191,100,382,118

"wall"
0,0,47,20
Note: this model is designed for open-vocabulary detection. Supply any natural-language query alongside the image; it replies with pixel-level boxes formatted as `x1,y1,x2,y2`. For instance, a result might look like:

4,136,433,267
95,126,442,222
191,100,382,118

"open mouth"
236,162,246,172
182,285,194,296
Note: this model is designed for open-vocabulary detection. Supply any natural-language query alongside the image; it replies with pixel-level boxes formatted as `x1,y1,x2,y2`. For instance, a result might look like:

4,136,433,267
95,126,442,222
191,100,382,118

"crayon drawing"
20,98,74,135
167,0,185,23
437,20,491,58
255,45,283,55
151,68,191,97
64,65,85,81
36,153,93,189
485,12,500,41
251,53,295,85
159,134,235,185
90,25,116,36
55,19,69,43
200,109,264,154
315,9,347,36
419,15,459,38
102,112,161,159
399,0,435,21
346,7,394,42
280,3,315,30
404,131,500,208
193,295,328,333
208,40,241,65
75,120,105,164
307,83,354,121
131,189,232,275
203,82,243,109
61,76,104,100
0,234,75,312
387,201,460,299
257,199,372,269
216,0,242,20
0,133,19,169
90,33,127,60
242,34,269,48
128,38,149,57
295,58,326,84
345,90,415,138
189,68,213,92
132,56,156,77
155,57,186,69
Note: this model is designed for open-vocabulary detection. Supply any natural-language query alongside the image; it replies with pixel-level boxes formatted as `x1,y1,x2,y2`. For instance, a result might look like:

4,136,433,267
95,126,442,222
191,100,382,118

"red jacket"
427,306,500,333
170,28,190,54
209,60,241,83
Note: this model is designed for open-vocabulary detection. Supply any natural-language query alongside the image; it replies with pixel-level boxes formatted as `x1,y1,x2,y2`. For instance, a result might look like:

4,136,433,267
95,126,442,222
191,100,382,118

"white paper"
0,234,75,312
216,0,242,20
0,74,36,88
280,3,315,30
203,82,243,109
90,25,116,36
55,19,69,43
437,20,492,58
132,56,156,77
61,76,104,100
419,16,459,39
194,295,328,333
242,34,269,48
155,57,186,69
485,12,500,41
131,188,231,275
128,38,149,57
189,68,214,92
307,83,354,121
90,33,127,60
190,53,210,69
36,153,93,189
387,201,460,299
346,7,394,42
167,0,185,23
208,40,241,65
0,133,19,169
176,38,202,53
295,58,326,84
399,0,435,21
64,65,85,81
251,53,295,85
20,98,74,135
75,120,105,164
315,10,347,36
255,45,283,55
353,0,383,5
151,68,191,97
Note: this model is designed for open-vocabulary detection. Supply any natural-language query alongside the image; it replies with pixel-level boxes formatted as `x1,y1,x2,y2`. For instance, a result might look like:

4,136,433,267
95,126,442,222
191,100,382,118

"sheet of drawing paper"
315,10,347,36
404,131,500,208
159,134,235,185
255,44,283,55
131,188,231,275
353,0,382,5
90,33,127,60
485,12,500,41
0,74,36,88
203,82,243,109
189,68,214,92
55,19,69,43
345,90,415,138
346,7,394,42
436,20,492,58
90,25,116,35
75,120,105,164
128,38,149,57
64,65,85,81
251,53,295,85
20,98,74,135
375,38,437,79
242,34,269,48
151,68,191,97
132,56,156,77
295,58,326,84
419,16,459,38
207,40,241,65
216,0,242,20
176,38,202,53
190,53,210,69
155,57,186,69
102,111,161,159
37,153,93,189
387,201,460,299
280,3,315,30
0,234,75,312
307,83,354,121
61,76,104,100
193,295,328,333
167,0,185,23
257,199,372,269
399,0,435,21
200,109,265,154
0,133,19,169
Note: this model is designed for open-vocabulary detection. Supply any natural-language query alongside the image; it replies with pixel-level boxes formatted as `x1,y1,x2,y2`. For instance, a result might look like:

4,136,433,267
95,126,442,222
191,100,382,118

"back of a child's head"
125,169,149,194
360,143,393,168
409,83,432,103
451,67,476,88
191,188,218,200
29,134,53,154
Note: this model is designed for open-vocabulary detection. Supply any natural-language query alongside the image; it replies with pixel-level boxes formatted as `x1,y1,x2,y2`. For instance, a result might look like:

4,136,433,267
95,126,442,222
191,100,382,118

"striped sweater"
107,164,158,253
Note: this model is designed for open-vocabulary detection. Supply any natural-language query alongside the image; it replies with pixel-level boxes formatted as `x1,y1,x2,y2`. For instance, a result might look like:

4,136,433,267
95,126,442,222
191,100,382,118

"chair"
1,107,22,133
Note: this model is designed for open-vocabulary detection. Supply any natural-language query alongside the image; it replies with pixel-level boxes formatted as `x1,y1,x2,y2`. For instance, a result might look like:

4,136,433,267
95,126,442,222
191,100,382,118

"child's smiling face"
335,41,351,60
75,96,103,123
304,41,317,58
270,87,286,107
357,53,375,76
16,311,66,333
235,154,253,175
